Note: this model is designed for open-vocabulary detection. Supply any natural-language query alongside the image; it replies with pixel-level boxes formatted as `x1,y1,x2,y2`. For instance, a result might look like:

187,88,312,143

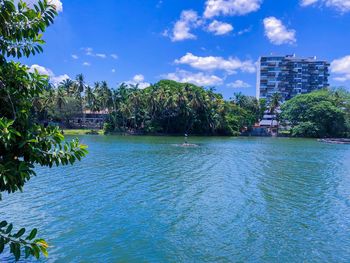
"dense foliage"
39,78,265,135
281,89,350,138
0,0,87,260
104,80,266,135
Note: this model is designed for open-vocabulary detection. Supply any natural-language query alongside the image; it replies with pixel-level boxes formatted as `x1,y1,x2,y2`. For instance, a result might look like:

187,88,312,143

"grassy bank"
63,129,104,136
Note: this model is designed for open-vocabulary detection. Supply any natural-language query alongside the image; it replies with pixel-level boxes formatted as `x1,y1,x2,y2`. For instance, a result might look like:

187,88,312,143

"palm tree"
269,92,282,135
56,87,67,110
59,79,75,95
85,85,95,111
75,74,85,94
100,81,112,112
74,74,86,127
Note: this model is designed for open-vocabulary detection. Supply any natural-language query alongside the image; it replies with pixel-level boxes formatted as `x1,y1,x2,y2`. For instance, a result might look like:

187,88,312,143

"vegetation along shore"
40,77,350,138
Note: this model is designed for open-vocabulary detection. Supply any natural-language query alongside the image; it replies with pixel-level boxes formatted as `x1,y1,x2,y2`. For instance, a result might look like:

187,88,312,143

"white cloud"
48,0,63,12
83,62,91,66
331,55,350,81
51,74,70,85
83,47,94,56
134,82,151,89
175,53,256,74
204,0,262,18
170,10,201,41
29,64,53,76
81,48,113,59
111,54,118,59
227,80,251,88
263,17,296,45
71,54,79,59
96,53,106,59
163,69,223,86
21,0,63,12
28,64,69,86
237,26,252,35
300,0,319,6
133,74,145,82
111,69,116,73
207,20,233,35
300,0,350,13
124,74,150,89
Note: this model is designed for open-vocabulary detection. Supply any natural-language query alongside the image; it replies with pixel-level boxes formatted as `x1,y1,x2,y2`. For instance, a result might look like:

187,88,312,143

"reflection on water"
1,136,350,262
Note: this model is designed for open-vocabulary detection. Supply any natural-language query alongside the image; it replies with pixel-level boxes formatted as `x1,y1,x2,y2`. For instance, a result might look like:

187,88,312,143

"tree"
281,89,348,138
0,0,87,260
232,93,262,130
75,74,85,95
74,74,86,127
59,79,75,95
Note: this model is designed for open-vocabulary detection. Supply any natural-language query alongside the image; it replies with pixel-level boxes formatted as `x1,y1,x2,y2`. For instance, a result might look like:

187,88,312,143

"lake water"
1,136,350,262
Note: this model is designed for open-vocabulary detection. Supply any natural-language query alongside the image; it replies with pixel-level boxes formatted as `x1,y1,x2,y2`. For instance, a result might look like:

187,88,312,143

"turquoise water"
1,136,350,262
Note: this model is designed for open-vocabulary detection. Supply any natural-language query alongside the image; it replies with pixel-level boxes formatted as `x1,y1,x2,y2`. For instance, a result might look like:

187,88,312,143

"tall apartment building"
256,54,330,102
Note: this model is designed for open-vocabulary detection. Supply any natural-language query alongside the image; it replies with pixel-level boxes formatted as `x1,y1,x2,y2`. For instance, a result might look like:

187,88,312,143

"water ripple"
1,136,350,262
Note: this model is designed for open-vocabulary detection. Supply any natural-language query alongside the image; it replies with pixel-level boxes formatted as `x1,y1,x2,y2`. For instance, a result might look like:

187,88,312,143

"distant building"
68,110,108,129
256,54,330,102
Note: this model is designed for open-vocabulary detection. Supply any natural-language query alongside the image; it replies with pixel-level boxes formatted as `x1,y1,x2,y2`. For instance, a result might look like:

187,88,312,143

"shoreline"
62,129,349,141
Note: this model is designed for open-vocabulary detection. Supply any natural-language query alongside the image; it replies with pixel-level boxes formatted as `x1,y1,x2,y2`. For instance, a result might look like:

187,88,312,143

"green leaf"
5,223,13,234
26,228,37,240
0,240,4,254
0,221,7,228
14,242,21,261
14,228,25,238
31,244,40,259
24,246,32,258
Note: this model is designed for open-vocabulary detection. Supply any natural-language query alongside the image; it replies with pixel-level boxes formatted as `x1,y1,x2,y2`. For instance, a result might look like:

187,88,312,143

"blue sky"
22,0,350,98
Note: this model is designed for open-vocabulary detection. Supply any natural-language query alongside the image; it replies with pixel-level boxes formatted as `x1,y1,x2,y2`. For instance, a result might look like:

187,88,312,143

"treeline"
34,73,350,138
35,76,267,135
104,80,266,135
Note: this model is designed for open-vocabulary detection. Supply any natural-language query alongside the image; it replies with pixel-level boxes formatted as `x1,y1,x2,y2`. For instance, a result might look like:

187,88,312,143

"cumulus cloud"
169,10,201,41
166,1,260,41
163,69,223,86
133,74,145,82
175,53,256,74
263,17,296,45
51,74,70,85
204,0,262,18
29,64,52,76
29,64,69,86
207,20,233,35
111,69,116,73
82,62,91,66
331,55,350,82
227,80,251,88
71,54,79,59
48,0,62,12
124,74,150,89
300,0,350,13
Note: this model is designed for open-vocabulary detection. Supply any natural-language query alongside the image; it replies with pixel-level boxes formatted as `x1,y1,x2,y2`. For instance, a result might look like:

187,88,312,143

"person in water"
184,134,188,144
